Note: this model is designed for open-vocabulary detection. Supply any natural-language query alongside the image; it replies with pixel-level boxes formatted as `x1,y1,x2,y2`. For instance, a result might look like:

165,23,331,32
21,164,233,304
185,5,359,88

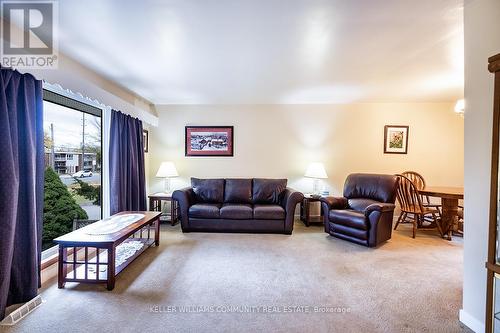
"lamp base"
164,177,172,194
312,178,320,195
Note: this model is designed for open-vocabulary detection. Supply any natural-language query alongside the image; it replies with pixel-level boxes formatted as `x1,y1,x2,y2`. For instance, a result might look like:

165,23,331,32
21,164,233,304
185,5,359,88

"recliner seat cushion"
328,209,367,230
253,204,286,220
220,204,253,219
224,179,252,204
189,203,221,218
191,178,225,203
348,198,380,212
252,179,287,204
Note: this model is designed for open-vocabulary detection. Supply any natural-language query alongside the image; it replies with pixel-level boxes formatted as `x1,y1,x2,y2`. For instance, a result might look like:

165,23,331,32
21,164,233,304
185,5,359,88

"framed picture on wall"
185,126,234,157
384,125,409,154
143,129,149,153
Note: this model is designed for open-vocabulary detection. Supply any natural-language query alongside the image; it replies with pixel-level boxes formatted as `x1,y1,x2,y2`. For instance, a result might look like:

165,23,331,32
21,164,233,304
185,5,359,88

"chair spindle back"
396,174,424,214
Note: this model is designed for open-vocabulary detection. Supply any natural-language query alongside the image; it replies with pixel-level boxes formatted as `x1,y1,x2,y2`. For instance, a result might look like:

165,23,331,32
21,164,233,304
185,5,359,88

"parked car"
72,170,93,178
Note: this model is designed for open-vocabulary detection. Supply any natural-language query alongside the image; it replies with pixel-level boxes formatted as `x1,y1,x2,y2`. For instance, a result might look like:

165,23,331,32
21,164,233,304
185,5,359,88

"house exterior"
45,150,98,174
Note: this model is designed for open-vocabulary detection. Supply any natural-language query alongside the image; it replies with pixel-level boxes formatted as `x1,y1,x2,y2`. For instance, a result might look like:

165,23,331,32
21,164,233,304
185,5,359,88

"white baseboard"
459,309,485,333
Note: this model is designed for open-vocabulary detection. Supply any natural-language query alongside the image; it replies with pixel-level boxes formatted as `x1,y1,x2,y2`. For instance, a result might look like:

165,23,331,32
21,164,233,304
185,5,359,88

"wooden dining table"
418,186,464,240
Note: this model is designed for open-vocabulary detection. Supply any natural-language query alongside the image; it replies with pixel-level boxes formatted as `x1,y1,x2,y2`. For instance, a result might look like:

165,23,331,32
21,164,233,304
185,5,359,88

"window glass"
42,99,102,251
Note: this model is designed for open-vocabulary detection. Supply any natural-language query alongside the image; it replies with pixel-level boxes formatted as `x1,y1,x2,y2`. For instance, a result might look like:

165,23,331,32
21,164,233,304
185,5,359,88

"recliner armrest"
319,196,348,210
364,203,396,217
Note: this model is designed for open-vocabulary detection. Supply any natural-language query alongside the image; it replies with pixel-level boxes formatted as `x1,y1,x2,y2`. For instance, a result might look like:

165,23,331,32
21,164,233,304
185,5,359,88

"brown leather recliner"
320,173,399,247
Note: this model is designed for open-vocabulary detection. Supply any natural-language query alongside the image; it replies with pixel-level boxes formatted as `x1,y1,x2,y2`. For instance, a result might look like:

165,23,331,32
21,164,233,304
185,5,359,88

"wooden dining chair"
394,174,443,238
397,171,442,223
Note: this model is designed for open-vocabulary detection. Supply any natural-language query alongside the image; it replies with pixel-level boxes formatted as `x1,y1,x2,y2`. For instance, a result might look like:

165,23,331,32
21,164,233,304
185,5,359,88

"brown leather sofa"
320,173,399,247
173,178,304,234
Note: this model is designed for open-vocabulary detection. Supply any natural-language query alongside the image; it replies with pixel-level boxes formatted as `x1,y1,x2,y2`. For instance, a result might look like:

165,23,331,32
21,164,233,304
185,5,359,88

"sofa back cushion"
343,173,399,203
252,178,287,204
224,179,252,204
191,178,225,203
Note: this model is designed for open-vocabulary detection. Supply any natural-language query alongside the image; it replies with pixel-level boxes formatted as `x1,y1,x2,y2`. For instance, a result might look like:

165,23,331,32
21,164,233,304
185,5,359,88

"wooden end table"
300,195,324,227
148,193,179,226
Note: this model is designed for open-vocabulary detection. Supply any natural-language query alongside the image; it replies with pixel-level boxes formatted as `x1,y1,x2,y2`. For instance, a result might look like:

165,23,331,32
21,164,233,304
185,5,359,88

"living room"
0,0,498,332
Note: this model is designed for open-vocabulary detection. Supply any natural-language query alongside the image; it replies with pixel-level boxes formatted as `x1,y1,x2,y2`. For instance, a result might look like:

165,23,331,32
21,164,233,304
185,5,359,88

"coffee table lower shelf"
63,238,155,282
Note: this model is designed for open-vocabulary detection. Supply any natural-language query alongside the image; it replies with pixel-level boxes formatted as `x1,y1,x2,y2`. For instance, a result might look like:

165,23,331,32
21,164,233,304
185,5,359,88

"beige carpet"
1,220,471,333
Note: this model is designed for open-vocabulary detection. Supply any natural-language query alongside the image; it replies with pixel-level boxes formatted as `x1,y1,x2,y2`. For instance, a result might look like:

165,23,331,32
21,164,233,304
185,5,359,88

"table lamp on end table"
304,162,328,195
156,161,178,194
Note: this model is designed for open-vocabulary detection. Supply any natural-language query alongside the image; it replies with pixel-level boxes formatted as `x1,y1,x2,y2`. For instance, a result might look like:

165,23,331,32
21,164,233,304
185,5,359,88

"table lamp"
454,99,465,115
304,162,328,194
156,161,178,194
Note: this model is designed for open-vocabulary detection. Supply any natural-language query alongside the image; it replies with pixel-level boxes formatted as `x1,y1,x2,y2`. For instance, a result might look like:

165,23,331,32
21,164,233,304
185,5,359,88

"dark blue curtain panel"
0,68,43,320
109,110,147,215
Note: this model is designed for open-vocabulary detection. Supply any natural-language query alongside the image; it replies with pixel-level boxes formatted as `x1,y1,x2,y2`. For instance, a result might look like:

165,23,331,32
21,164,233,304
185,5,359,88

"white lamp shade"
454,99,465,114
304,162,328,179
156,162,178,178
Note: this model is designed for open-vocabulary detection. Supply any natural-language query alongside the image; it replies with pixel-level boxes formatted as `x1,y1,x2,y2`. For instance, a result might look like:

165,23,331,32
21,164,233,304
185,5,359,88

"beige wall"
462,0,500,331
148,103,463,195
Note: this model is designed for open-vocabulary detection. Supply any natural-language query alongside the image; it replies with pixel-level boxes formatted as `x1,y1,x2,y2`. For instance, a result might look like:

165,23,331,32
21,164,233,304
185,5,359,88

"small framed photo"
384,125,409,154
185,126,234,157
142,129,149,153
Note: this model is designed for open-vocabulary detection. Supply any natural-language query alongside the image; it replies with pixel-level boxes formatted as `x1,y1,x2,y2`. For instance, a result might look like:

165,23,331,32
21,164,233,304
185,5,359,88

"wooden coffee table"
54,211,161,290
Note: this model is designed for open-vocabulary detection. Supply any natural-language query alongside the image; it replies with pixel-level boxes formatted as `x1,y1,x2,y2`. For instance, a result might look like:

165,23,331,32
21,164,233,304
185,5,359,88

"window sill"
41,252,59,270
41,247,76,270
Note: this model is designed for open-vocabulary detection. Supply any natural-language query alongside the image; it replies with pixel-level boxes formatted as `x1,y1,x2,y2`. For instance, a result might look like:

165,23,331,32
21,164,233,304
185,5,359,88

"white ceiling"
58,0,464,105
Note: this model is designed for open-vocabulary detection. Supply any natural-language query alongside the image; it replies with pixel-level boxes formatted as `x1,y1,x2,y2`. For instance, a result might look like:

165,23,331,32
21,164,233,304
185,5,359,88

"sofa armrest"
282,188,304,234
172,187,195,231
319,196,348,210
364,203,396,217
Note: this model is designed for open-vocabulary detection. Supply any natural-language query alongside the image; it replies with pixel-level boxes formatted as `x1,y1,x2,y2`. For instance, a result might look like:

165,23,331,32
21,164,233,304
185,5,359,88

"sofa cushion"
252,179,287,204
220,204,253,219
191,178,225,203
189,203,221,219
328,209,367,230
253,204,286,220
224,179,252,204
348,198,380,212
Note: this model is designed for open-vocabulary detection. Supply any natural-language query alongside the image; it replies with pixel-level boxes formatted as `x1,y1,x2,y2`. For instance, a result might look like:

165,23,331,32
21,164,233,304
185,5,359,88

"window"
42,90,103,252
